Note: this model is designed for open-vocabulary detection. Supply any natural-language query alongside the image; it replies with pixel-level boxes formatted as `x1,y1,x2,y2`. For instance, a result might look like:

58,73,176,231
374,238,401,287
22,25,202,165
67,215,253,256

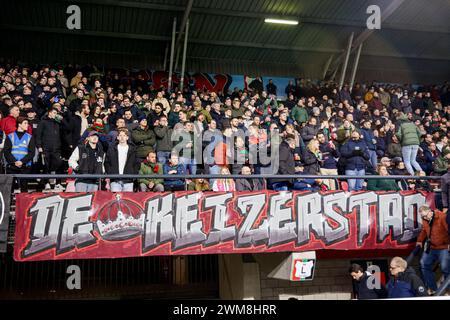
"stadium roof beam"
3,24,450,61
175,0,194,48
64,0,450,34
328,0,406,77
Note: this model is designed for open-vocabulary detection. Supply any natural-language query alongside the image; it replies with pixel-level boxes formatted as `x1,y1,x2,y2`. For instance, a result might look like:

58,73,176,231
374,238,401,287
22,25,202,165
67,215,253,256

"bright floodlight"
264,18,299,25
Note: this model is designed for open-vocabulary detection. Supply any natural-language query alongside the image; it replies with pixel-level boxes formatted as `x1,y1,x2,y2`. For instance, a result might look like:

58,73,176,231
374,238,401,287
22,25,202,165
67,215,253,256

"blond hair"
391,257,407,270
307,138,319,153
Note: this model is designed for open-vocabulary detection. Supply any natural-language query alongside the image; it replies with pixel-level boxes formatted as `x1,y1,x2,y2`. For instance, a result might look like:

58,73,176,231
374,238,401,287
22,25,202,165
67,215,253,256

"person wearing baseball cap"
68,128,105,192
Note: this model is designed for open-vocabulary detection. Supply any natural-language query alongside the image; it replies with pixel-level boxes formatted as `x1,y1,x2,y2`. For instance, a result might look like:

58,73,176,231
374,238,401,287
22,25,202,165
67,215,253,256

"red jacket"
0,116,33,135
417,210,449,250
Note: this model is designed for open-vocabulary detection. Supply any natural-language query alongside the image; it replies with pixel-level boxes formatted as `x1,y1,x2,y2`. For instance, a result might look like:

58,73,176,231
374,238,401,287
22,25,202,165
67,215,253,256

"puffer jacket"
396,114,422,146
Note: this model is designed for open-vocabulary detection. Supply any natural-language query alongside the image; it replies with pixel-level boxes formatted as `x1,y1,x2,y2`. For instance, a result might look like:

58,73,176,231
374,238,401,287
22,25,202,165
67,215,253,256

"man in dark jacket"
340,130,370,191
349,264,387,299
68,131,105,192
104,128,139,192
69,103,92,149
131,117,156,160
300,117,320,145
270,135,301,190
235,165,264,191
36,107,64,191
360,120,377,170
3,117,35,192
265,79,277,96
386,257,427,298
441,164,450,212
249,77,263,95
154,115,174,165
317,132,339,190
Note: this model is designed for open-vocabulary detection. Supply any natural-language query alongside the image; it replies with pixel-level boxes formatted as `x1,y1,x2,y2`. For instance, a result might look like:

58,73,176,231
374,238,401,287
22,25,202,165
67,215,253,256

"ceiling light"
264,18,299,25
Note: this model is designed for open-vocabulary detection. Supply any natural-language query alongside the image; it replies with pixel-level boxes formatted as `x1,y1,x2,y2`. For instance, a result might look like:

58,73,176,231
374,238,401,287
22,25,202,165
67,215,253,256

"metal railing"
10,174,442,192
8,174,443,179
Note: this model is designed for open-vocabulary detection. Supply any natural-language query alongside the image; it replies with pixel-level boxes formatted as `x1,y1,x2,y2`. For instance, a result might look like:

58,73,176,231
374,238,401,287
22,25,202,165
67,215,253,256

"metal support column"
338,32,354,90
322,55,333,80
349,43,363,93
331,65,339,81
163,43,169,71
175,47,180,72
180,19,189,91
168,18,177,93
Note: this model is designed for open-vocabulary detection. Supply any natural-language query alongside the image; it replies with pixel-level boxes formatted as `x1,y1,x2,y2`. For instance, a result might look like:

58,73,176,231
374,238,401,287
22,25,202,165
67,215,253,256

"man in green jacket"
395,113,423,175
291,100,309,125
433,147,450,175
132,117,156,160
139,151,164,192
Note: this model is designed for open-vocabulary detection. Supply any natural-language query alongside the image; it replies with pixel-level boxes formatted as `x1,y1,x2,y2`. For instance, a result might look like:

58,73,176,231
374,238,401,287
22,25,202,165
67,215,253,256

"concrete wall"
219,254,261,300
260,258,353,300
219,253,424,300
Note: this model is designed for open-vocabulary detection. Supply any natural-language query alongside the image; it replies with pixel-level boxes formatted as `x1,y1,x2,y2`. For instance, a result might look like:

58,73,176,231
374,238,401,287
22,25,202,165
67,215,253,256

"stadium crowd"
0,63,449,193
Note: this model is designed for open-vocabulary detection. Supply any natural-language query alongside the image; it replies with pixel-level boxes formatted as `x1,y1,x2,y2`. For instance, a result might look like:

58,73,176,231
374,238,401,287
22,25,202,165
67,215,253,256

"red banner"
13,191,434,261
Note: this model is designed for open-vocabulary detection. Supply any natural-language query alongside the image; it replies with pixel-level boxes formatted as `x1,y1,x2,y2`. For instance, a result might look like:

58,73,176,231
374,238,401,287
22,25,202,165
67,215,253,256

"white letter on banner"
173,193,206,250
400,193,426,242
22,195,65,257
203,193,236,246
58,194,95,254
296,192,324,245
268,192,296,246
236,193,269,247
322,192,349,244
143,194,175,251
348,191,378,245
378,193,403,242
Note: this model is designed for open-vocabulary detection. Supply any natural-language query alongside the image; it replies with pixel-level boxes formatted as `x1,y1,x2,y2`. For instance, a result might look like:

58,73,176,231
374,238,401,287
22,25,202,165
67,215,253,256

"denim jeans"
75,182,99,192
180,157,197,175
420,249,450,291
401,145,422,175
110,181,134,192
367,149,378,171
345,169,365,191
271,182,289,191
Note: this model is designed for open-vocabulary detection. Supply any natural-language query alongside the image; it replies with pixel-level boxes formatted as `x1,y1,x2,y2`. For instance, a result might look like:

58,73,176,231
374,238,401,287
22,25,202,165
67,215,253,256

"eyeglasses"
389,266,399,270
